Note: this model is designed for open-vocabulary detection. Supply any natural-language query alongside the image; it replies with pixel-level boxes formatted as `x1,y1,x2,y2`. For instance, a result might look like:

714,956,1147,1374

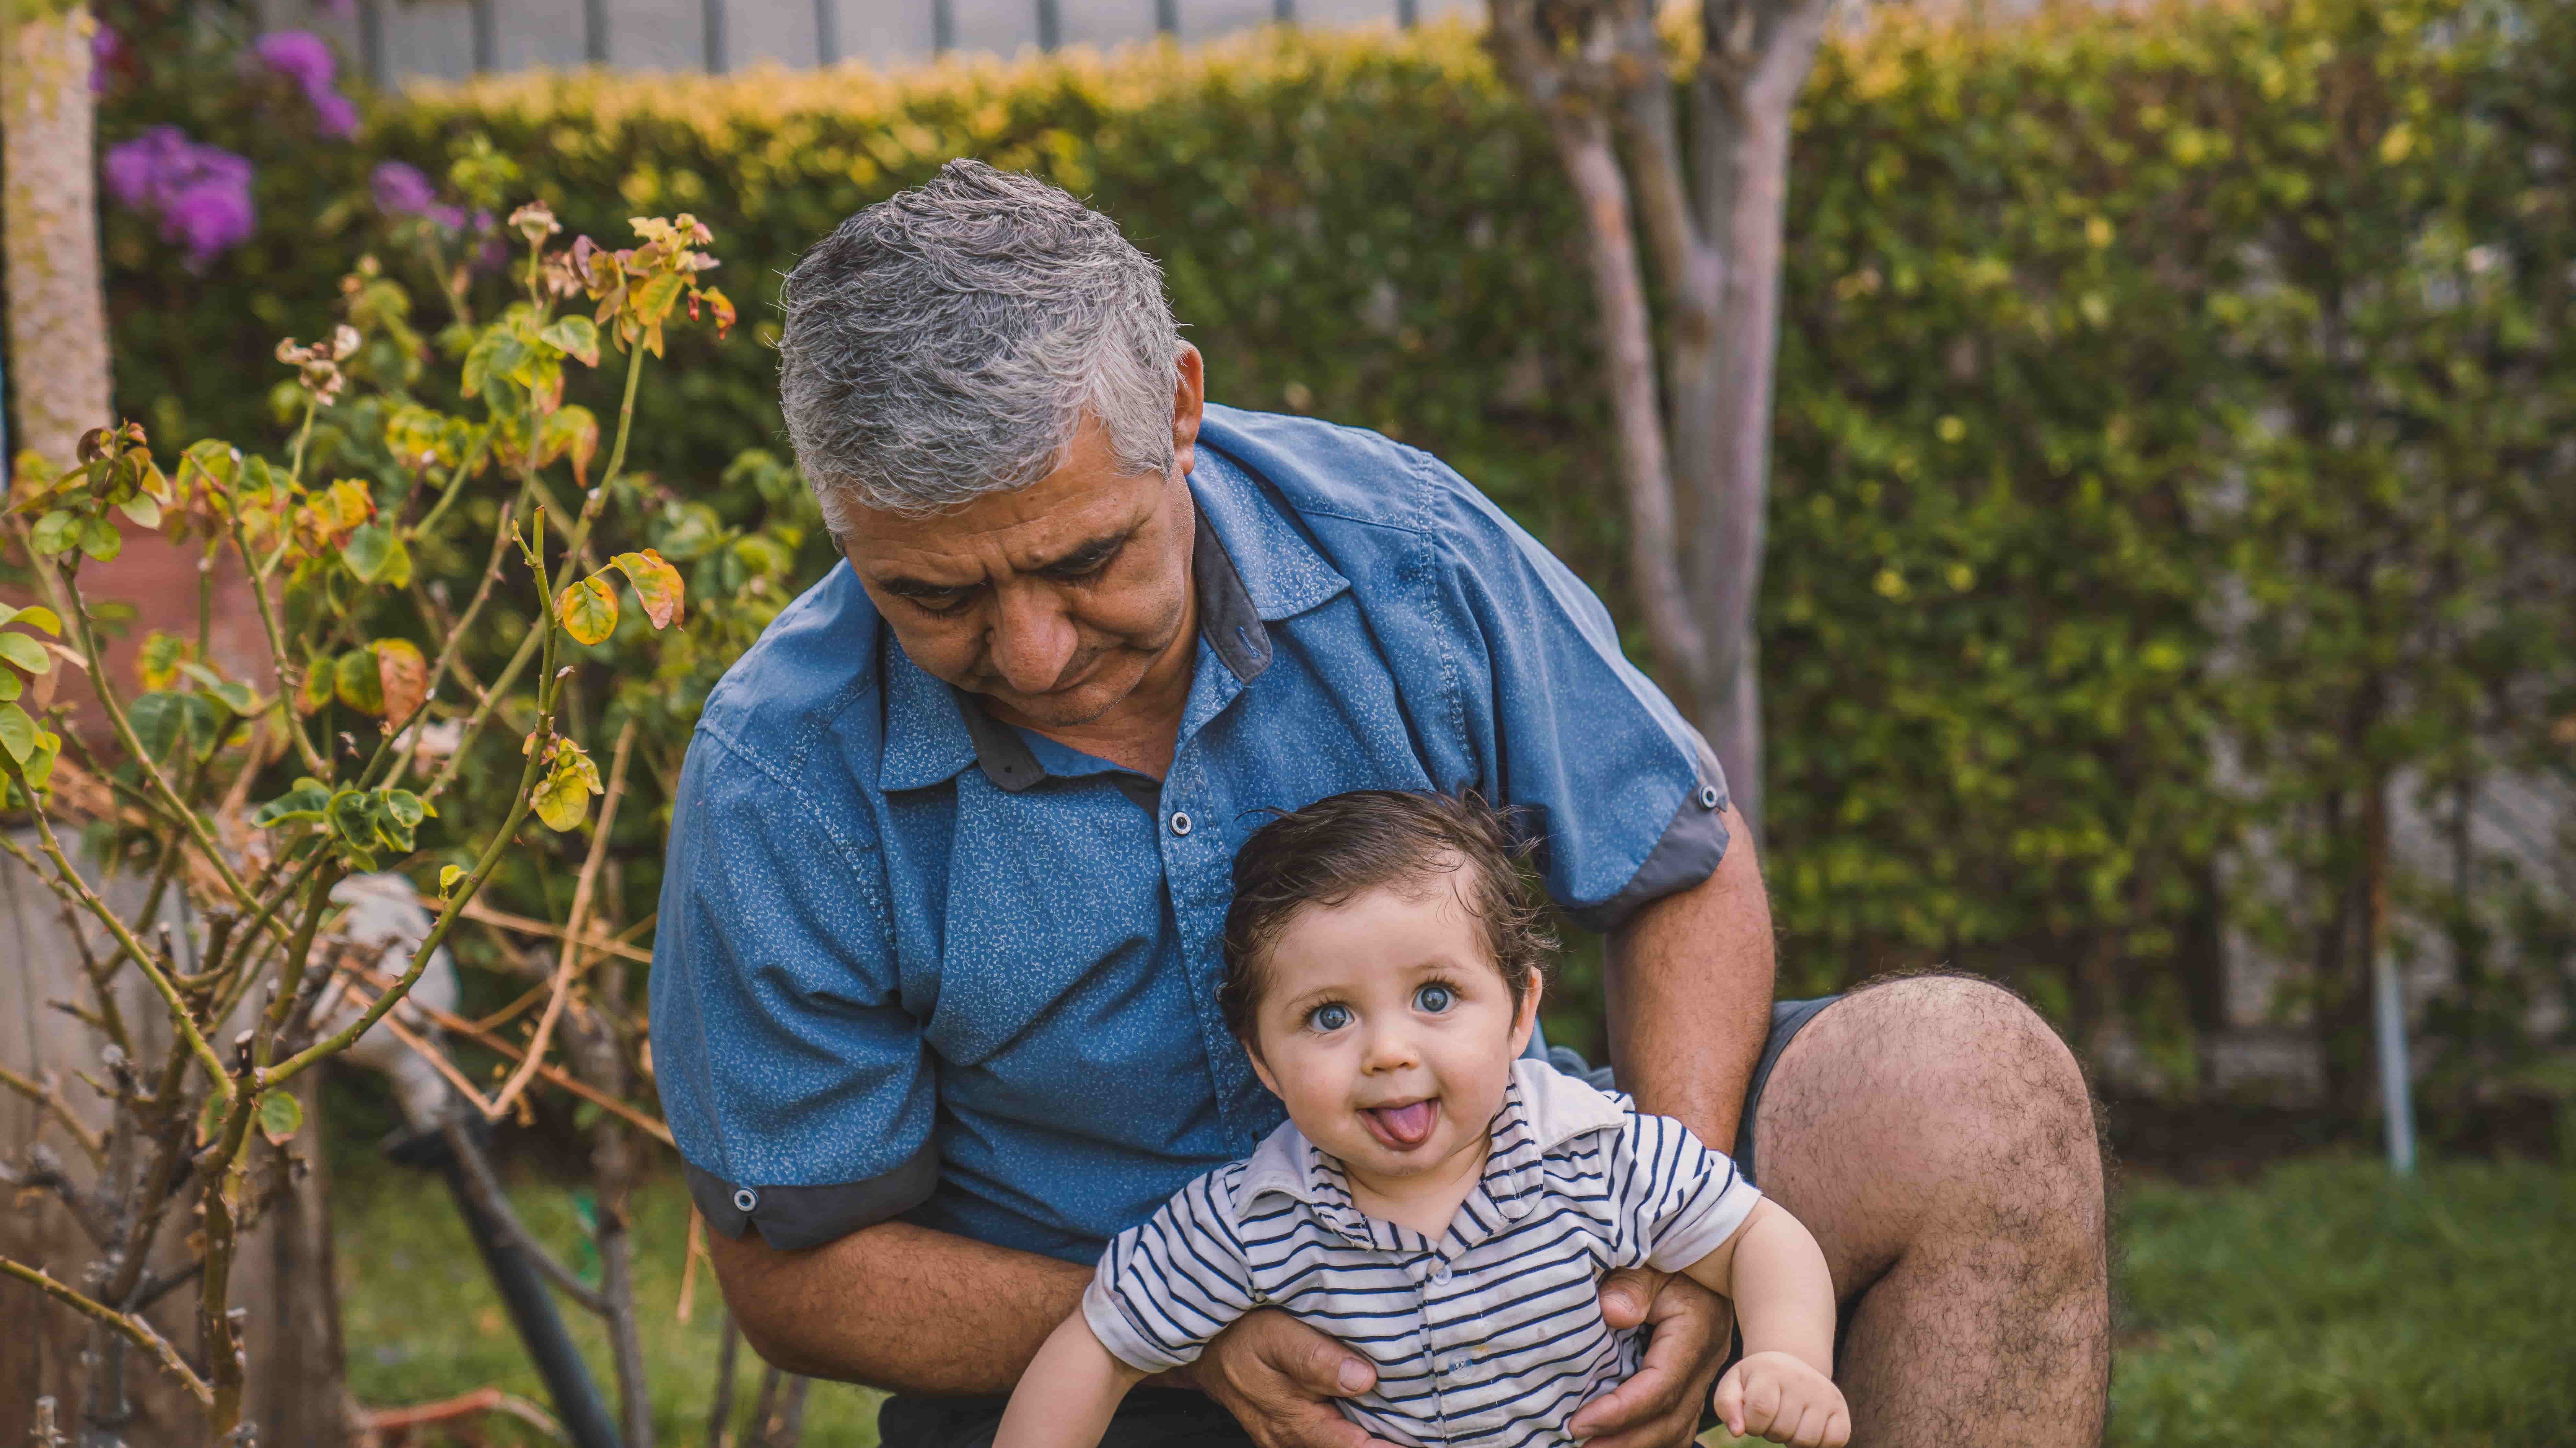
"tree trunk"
3,4,113,466
1487,0,1831,832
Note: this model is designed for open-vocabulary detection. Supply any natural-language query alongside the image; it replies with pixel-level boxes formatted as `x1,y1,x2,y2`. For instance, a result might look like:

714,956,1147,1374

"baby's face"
1243,872,1537,1194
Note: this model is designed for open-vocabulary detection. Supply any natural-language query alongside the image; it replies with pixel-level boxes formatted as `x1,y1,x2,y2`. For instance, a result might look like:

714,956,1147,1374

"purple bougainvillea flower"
91,22,122,93
253,30,362,137
101,125,255,266
253,30,335,92
371,161,436,214
311,90,359,138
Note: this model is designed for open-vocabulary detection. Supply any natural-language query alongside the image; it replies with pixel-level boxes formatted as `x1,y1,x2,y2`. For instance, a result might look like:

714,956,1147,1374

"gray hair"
777,159,1183,528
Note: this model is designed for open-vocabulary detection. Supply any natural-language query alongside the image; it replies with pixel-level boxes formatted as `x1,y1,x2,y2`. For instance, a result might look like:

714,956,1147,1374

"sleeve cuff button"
733,1188,759,1213
1696,784,1720,810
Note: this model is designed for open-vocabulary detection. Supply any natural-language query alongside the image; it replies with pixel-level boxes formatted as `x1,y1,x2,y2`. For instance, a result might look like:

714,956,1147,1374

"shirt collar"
874,460,1350,796
1236,1057,1629,1213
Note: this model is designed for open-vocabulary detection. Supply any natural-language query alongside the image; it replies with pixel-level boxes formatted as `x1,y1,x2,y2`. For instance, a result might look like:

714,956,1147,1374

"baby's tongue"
1367,1100,1437,1147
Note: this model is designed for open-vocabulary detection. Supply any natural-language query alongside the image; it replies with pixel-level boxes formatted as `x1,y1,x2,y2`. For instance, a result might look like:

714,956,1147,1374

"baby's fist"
1712,1350,1849,1448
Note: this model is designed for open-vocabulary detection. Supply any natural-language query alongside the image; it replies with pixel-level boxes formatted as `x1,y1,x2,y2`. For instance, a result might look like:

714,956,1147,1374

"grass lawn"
333,1153,2575,1447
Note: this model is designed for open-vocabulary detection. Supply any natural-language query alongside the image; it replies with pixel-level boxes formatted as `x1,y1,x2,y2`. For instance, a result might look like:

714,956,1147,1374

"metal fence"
271,0,1479,86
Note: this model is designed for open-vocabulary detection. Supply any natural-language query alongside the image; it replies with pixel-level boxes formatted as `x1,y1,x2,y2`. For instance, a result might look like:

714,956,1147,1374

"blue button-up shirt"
651,405,1728,1258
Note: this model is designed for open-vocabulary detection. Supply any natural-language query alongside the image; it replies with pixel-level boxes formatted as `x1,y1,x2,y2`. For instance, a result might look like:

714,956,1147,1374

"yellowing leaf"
555,574,618,646
374,639,430,725
437,864,466,898
611,549,685,629
335,649,385,715
538,406,601,486
530,767,591,832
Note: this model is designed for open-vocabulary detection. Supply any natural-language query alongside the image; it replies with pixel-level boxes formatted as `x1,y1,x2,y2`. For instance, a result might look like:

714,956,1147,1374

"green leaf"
0,672,19,703
0,632,51,676
436,864,465,898
555,574,619,646
196,1091,224,1146
256,1089,304,1147
127,690,207,763
326,788,379,862
0,703,35,765
380,789,428,830
29,510,75,557
611,549,686,629
340,523,397,584
11,607,59,638
117,491,163,529
334,649,385,715
79,514,121,563
541,314,601,368
632,271,684,327
366,794,418,854
248,782,332,828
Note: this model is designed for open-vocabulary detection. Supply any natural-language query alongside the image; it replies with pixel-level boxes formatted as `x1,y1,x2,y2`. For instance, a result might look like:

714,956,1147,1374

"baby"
996,790,1849,1448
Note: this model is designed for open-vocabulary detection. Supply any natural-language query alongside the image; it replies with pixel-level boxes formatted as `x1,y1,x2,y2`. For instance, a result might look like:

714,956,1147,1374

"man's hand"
1567,1267,1735,1448
1190,1309,1404,1448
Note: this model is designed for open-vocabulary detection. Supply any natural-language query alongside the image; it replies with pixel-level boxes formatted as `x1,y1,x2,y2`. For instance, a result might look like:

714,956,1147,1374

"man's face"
837,409,1199,731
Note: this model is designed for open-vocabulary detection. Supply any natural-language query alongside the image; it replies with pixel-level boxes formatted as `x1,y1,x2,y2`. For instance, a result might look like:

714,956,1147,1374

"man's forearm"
1604,801,1775,1149
708,1218,1093,1394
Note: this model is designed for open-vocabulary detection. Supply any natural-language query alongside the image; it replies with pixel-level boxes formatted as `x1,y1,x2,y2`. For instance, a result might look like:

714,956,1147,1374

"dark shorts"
877,996,1843,1448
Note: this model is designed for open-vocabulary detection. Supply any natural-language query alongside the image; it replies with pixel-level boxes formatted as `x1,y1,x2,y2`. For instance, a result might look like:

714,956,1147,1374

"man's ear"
1170,344,1206,478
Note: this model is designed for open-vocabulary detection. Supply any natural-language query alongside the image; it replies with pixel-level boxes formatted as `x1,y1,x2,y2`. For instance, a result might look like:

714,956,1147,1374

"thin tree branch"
483,719,636,1122
0,1258,213,1406
437,1117,609,1316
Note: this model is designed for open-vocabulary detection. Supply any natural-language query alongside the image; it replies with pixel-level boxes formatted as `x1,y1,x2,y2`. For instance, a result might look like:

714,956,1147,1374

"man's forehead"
841,469,1162,576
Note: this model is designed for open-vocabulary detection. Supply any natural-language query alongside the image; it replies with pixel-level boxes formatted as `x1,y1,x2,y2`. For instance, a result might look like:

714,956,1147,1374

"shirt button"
732,1188,758,1213
1698,783,1722,810
1430,1261,1452,1282
1169,810,1193,837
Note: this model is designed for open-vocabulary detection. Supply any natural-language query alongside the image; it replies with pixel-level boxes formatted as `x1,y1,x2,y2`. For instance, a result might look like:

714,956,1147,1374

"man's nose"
986,585,1078,695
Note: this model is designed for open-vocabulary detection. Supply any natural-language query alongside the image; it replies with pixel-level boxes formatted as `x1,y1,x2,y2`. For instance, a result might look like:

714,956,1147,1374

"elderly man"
652,160,2107,1448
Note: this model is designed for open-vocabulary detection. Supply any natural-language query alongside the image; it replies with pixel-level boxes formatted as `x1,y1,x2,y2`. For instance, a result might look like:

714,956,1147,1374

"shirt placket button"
1169,809,1192,837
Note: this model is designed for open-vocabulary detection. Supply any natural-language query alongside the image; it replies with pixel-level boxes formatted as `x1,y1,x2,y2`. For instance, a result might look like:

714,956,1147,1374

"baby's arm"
1679,1198,1848,1448
994,1311,1151,1448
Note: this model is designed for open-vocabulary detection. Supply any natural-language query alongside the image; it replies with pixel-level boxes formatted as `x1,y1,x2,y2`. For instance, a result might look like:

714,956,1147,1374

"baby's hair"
1219,789,1558,1043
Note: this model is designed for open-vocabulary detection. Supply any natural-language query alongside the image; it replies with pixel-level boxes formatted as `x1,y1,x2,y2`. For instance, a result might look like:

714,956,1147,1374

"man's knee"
1783,976,2101,1225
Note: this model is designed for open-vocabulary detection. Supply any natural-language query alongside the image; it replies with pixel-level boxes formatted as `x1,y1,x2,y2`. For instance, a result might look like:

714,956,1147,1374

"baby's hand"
1712,1350,1849,1448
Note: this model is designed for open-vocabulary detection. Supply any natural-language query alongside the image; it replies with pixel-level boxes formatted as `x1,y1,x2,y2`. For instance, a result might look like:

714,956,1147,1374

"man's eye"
908,590,972,615
1308,1003,1353,1033
1414,983,1455,1014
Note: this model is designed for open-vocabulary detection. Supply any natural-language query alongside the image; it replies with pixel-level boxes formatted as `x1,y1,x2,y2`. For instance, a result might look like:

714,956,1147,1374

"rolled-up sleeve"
648,726,936,1251
1426,461,1730,931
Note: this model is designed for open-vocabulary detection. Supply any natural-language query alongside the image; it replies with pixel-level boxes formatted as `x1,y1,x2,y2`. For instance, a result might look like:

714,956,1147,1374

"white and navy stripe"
1081,1059,1761,1448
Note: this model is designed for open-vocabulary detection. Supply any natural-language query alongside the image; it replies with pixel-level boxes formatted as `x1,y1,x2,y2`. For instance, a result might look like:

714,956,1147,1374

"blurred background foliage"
92,0,2576,1143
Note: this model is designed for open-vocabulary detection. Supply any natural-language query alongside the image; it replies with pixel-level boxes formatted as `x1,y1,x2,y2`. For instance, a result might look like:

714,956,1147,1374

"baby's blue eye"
1415,983,1455,1014
1308,1002,1353,1033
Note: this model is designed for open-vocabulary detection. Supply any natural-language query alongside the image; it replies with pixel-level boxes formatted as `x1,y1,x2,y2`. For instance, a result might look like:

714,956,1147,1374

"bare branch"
437,1118,608,1316
484,719,637,1121
0,1258,213,1406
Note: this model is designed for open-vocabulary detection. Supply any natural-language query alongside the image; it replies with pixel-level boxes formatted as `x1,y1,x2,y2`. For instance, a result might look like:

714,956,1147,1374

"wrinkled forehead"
836,444,1177,580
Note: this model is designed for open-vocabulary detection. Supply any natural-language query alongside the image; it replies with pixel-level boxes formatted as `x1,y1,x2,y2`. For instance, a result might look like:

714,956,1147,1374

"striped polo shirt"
1082,1059,1762,1447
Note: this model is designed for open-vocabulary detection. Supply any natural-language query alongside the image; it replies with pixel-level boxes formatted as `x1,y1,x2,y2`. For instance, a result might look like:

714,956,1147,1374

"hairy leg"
1752,976,2110,1447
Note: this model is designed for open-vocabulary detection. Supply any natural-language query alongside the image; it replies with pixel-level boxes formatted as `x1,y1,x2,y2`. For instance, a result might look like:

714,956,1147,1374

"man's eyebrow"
1033,528,1132,575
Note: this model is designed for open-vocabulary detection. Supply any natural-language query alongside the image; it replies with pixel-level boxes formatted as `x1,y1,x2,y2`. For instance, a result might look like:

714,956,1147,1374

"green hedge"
98,0,2576,1109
